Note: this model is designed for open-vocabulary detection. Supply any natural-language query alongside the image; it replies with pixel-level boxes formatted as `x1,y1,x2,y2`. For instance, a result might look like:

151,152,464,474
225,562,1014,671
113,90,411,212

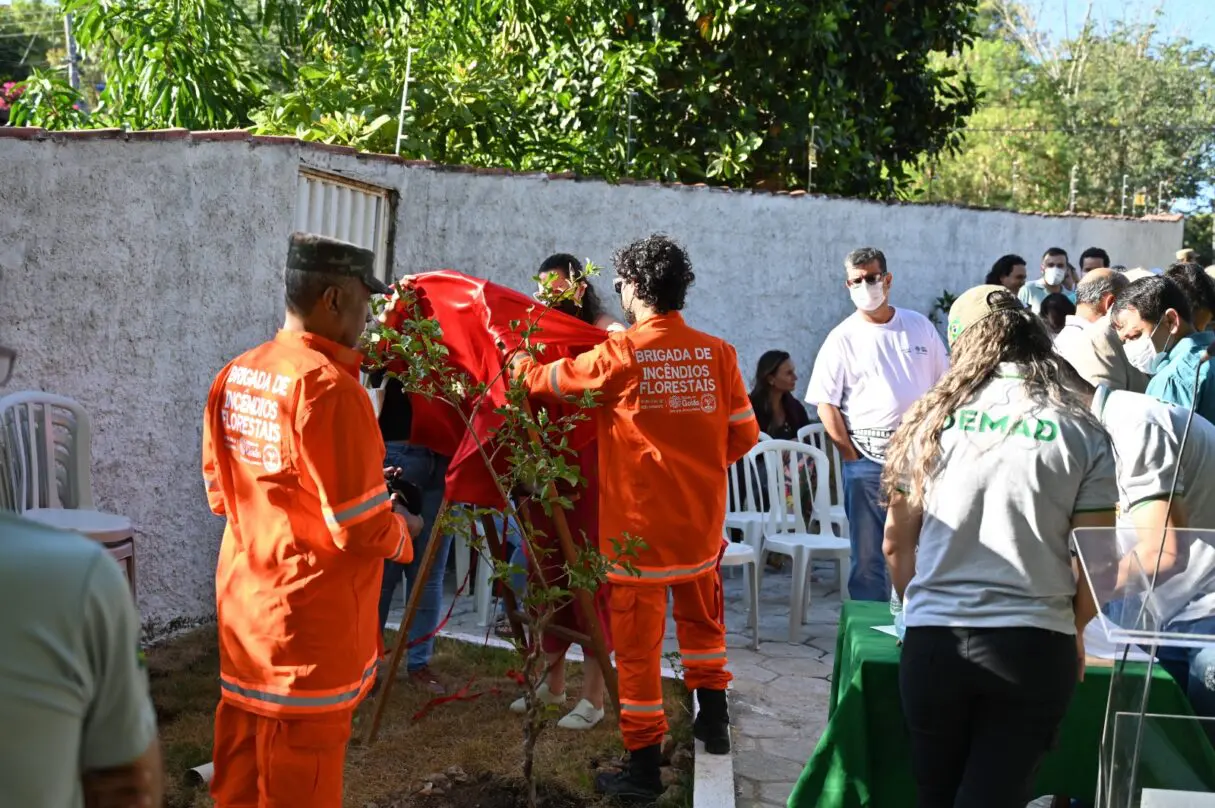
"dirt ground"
149,628,692,808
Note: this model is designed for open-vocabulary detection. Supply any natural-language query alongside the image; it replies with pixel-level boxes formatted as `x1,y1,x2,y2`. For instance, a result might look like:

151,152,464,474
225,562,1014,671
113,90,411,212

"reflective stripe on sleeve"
389,515,409,561
205,476,220,491
681,649,728,663
548,364,563,398
729,407,755,423
324,488,391,529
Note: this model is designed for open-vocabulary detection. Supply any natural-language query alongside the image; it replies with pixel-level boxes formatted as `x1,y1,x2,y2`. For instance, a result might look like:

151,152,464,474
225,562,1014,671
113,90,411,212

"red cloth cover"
395,270,608,508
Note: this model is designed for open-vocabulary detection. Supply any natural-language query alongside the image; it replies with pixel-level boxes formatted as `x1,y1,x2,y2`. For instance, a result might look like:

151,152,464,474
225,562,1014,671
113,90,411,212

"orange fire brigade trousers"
211,701,352,808
610,573,732,751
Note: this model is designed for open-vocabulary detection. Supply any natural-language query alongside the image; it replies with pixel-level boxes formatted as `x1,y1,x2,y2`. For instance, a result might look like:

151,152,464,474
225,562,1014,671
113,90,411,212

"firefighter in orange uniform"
202,232,423,807
513,234,759,801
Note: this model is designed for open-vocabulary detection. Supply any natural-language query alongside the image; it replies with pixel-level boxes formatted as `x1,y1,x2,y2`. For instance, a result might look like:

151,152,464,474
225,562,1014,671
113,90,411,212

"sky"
1032,0,1215,49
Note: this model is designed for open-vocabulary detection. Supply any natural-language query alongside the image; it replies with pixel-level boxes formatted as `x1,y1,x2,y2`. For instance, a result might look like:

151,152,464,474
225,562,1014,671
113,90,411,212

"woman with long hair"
749,350,811,440
538,253,626,332
503,252,620,730
881,285,1117,808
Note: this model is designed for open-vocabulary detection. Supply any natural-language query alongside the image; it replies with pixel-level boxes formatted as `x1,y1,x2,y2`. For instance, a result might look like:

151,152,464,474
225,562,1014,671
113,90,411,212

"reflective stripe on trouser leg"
610,583,670,751
673,573,733,692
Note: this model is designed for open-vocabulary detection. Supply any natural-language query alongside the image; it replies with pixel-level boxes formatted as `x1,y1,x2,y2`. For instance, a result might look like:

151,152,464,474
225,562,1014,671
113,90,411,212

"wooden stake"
516,398,620,713
481,508,618,714
362,500,451,745
361,399,620,742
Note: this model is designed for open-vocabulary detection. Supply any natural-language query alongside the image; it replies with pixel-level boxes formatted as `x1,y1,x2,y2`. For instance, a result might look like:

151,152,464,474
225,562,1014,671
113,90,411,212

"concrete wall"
0,130,1183,630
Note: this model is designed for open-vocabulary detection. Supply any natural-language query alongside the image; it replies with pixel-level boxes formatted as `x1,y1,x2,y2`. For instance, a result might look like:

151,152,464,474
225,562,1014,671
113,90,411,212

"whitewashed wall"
0,130,1183,629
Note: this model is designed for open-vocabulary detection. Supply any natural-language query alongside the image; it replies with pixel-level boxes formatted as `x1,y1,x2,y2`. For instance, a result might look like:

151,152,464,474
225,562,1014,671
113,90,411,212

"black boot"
594,743,664,803
693,688,731,755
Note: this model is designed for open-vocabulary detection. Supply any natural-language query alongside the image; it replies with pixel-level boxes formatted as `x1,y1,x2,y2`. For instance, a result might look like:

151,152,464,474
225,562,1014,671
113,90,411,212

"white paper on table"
1083,621,1153,662
1141,788,1215,807
872,625,899,638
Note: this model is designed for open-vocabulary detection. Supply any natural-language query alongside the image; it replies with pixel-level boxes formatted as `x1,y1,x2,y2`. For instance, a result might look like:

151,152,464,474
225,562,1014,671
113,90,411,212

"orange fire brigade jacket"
515,312,759,586
202,330,413,719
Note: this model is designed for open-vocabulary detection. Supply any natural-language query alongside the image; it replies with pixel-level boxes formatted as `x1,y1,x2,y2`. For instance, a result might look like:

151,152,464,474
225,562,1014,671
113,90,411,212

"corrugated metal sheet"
294,169,392,282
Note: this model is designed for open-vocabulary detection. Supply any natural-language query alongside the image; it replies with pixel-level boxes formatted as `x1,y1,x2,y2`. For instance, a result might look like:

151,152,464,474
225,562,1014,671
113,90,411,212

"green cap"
946,284,1024,346
285,232,389,295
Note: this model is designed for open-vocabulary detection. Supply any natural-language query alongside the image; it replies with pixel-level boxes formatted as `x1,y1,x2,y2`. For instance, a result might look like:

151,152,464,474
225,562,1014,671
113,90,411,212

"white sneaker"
556,698,605,730
509,682,566,714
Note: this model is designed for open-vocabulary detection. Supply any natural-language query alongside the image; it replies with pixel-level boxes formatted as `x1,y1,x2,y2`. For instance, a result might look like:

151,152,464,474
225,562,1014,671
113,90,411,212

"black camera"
387,474,424,516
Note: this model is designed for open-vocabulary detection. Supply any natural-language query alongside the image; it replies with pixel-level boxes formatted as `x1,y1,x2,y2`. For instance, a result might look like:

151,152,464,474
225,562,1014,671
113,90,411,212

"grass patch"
149,628,691,808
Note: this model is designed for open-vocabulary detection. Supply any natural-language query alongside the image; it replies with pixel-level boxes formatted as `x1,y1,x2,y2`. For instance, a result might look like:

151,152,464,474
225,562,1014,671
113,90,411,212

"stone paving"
389,557,844,808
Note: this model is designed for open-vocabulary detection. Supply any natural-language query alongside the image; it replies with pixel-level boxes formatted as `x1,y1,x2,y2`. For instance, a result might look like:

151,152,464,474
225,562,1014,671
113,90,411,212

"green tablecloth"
789,601,1215,808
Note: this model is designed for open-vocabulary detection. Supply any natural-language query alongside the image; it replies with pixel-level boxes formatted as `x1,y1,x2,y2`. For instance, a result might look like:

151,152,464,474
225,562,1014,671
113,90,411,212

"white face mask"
850,279,886,312
1125,321,1168,375
1044,266,1067,286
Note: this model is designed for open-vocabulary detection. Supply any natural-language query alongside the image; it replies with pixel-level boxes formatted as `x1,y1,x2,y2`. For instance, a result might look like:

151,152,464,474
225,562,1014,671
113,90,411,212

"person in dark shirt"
1040,292,1077,338
368,367,452,694
749,350,810,439
741,351,813,551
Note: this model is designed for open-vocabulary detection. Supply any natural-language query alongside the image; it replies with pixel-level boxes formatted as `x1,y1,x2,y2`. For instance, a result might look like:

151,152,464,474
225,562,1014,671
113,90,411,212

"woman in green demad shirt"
881,285,1118,808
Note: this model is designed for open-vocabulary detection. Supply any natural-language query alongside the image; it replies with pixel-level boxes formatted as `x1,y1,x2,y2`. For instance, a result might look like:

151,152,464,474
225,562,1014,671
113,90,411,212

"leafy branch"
362,267,642,807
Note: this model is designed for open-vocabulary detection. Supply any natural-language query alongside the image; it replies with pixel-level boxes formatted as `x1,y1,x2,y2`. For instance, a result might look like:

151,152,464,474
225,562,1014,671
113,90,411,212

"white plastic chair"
0,391,95,511
725,452,766,554
797,423,849,538
720,537,760,650
0,392,137,595
457,513,504,629
748,440,851,642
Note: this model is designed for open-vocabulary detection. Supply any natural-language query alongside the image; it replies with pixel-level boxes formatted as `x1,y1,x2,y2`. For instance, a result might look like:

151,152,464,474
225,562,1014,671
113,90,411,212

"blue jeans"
485,511,527,616
1156,613,1215,741
378,443,451,672
842,457,890,602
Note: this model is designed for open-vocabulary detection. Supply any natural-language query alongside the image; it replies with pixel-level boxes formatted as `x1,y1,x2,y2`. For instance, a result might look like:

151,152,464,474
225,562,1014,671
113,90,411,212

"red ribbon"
411,676,483,721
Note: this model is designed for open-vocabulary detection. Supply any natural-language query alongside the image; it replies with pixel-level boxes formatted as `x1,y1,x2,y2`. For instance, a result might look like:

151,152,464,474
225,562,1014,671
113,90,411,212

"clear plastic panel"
1105,711,1215,807
1073,528,1215,650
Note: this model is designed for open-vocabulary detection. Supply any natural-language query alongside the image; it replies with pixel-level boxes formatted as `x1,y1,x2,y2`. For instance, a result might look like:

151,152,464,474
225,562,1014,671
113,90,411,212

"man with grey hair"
1057,268,1147,393
805,247,948,601
1054,268,1126,354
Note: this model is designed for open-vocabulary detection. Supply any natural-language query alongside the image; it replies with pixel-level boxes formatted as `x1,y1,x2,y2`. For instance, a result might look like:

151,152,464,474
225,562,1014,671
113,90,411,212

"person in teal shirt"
1111,275,1215,423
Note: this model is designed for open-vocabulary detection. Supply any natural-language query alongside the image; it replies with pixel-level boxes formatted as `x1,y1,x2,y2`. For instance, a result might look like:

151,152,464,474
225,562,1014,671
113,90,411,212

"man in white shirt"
1020,247,1077,311
1054,269,1129,357
806,247,949,601
0,343,163,808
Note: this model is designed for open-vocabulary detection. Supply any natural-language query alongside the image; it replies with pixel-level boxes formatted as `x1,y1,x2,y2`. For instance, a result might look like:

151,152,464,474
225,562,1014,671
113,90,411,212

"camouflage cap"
285,232,389,295
946,284,1024,346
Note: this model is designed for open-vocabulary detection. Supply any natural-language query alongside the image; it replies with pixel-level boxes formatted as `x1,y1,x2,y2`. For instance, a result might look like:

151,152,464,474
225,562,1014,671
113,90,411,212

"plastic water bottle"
890,588,906,642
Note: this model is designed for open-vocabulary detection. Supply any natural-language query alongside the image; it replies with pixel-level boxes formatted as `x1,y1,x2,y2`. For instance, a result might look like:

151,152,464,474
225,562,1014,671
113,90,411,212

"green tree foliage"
9,0,981,199
64,0,269,129
1183,213,1213,266
0,1,57,85
256,0,981,196
910,0,1215,213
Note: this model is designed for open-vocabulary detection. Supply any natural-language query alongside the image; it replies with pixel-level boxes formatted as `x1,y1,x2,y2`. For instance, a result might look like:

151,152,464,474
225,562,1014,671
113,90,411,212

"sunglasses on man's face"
845,272,886,288
613,277,625,295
